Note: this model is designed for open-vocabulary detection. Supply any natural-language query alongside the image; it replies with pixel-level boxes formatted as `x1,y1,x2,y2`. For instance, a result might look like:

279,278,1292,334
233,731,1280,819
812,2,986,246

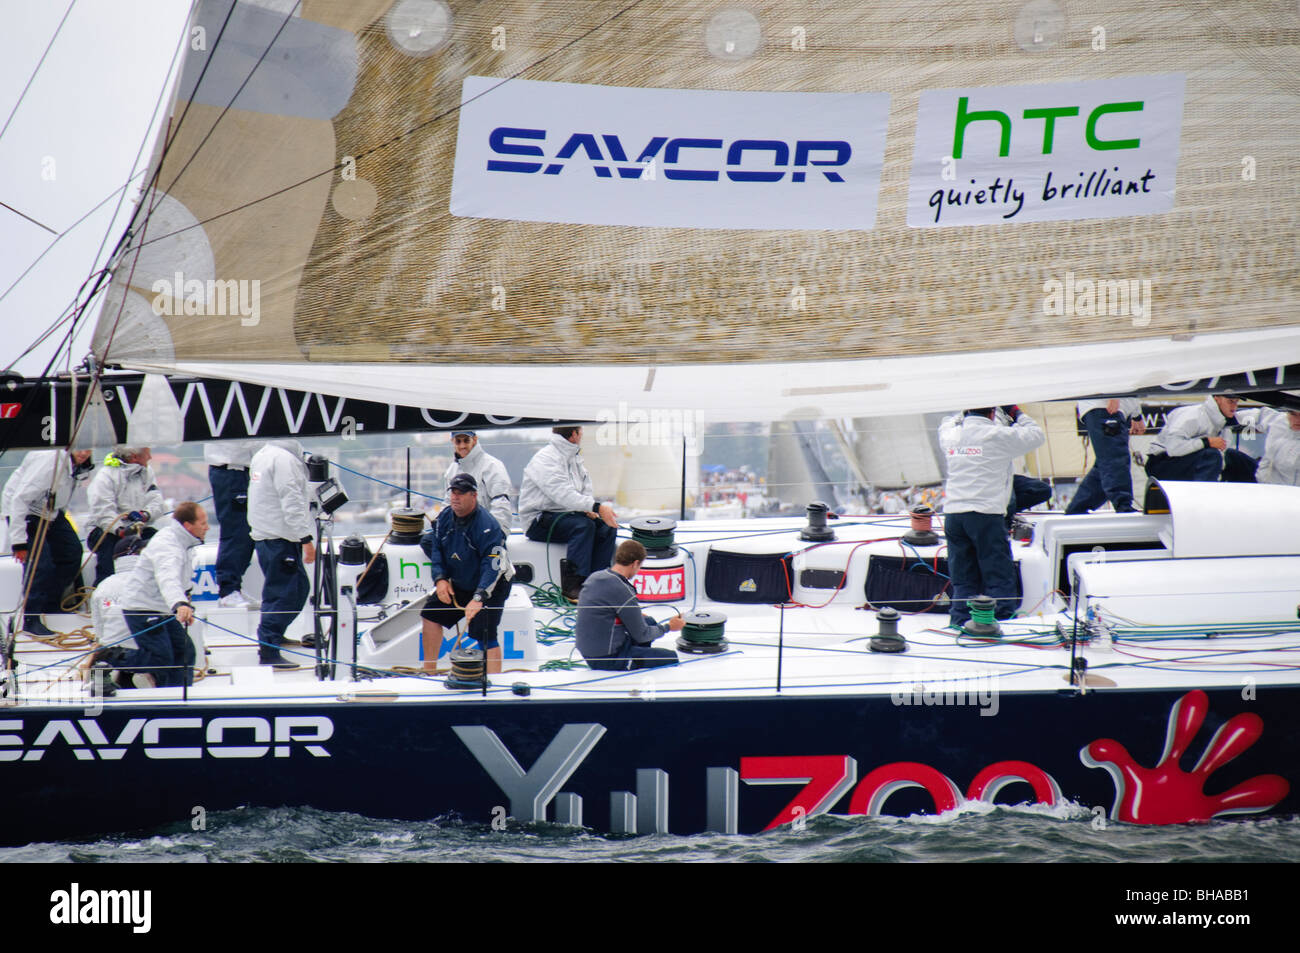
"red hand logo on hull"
1081,690,1289,824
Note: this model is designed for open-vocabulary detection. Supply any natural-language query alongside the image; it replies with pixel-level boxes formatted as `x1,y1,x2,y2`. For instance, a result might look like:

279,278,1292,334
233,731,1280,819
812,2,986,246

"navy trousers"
525,511,617,577
210,465,253,597
88,526,155,585
585,640,679,672
1006,474,1051,527
1067,408,1135,514
1146,447,1258,484
120,611,195,687
255,538,309,659
22,513,82,615
943,511,1019,627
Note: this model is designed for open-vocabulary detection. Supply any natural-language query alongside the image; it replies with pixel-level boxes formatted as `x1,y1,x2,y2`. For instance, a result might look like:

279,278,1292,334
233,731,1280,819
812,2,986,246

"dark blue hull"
5,685,1296,845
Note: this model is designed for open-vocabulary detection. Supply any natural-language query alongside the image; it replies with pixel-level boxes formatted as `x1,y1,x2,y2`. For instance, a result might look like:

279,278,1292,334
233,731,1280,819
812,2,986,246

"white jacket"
1237,408,1300,486
203,439,262,468
92,554,141,649
86,457,167,533
248,441,313,542
519,434,597,528
1148,397,1232,458
940,411,1047,514
2,450,83,547
445,442,514,532
118,518,202,612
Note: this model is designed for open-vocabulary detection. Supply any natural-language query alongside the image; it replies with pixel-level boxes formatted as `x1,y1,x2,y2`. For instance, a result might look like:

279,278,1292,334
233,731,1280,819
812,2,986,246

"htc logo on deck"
50,883,151,933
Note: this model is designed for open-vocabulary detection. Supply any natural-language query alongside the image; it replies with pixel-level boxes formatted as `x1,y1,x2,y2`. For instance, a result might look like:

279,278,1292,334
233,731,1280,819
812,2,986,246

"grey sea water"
5,803,1298,863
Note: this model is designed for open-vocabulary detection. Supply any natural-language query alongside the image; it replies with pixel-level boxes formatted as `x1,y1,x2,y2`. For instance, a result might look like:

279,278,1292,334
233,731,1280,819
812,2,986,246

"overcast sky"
0,0,192,377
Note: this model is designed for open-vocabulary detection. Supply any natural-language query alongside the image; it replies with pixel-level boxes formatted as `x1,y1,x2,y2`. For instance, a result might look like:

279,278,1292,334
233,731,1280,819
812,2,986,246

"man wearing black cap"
444,430,514,533
419,473,512,674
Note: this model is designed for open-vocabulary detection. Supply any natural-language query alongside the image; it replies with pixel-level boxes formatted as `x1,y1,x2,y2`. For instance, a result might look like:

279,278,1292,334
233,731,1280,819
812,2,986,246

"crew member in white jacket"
86,535,147,687
1236,405,1300,486
85,446,166,585
519,426,619,601
91,502,207,688
204,438,263,608
3,448,94,636
939,405,1046,630
248,440,314,667
1144,395,1257,484
444,430,513,533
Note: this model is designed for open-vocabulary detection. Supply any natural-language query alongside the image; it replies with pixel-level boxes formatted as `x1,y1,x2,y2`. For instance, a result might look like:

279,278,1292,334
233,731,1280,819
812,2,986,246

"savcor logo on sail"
451,77,890,230
486,127,852,183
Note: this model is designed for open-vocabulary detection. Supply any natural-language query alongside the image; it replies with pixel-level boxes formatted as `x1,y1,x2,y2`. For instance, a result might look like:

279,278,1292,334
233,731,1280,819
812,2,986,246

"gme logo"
487,127,852,183
633,566,686,602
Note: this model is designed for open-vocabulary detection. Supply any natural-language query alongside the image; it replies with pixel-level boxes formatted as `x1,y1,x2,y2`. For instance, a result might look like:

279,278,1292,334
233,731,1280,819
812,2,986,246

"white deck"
9,499,1300,711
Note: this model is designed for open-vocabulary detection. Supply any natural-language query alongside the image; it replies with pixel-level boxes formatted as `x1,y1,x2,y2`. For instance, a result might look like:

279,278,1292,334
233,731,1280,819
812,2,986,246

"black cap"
448,473,478,493
114,535,148,559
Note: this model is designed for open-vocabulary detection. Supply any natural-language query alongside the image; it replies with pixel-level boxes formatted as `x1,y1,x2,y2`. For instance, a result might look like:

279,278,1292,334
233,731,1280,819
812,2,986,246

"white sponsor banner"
450,76,889,230
907,74,1185,227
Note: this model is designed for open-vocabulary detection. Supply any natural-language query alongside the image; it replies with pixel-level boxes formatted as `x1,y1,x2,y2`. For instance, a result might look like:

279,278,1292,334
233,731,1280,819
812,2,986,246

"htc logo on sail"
486,127,852,183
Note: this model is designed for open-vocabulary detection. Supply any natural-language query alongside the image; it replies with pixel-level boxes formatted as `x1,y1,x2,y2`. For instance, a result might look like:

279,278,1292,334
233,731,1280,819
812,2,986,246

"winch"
629,517,687,603
677,610,728,654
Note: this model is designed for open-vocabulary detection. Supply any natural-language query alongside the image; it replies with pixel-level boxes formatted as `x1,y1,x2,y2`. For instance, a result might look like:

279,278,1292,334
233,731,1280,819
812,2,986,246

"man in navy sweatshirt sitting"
575,540,684,672
420,473,512,674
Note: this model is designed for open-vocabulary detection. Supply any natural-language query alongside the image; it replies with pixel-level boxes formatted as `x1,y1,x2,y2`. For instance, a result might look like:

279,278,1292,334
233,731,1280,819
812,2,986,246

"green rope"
682,621,725,645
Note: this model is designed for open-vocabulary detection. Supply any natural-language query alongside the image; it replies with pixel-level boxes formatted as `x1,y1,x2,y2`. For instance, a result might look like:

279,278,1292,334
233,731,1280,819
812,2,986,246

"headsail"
94,0,1300,420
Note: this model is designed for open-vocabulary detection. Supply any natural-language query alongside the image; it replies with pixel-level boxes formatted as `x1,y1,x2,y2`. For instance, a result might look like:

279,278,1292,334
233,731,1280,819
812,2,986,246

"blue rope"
331,459,444,502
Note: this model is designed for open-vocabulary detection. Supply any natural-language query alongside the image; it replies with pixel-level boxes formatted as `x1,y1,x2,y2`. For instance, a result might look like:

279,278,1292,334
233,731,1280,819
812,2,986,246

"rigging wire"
0,0,196,353
137,0,652,250
160,0,299,197
0,0,77,144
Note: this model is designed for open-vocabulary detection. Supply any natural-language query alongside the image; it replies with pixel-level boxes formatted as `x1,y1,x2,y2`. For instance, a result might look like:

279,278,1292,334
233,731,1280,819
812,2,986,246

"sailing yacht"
1,0,1298,842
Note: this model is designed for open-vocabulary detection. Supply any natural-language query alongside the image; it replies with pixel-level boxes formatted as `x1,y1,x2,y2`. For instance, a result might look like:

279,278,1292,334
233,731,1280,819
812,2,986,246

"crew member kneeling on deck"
93,502,207,688
1144,395,1257,484
939,405,1046,629
249,440,314,668
576,540,684,672
520,426,618,601
420,473,512,674
86,535,148,688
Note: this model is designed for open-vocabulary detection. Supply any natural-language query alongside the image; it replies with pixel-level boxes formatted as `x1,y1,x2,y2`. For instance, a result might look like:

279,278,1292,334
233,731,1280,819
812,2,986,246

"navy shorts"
420,581,510,648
